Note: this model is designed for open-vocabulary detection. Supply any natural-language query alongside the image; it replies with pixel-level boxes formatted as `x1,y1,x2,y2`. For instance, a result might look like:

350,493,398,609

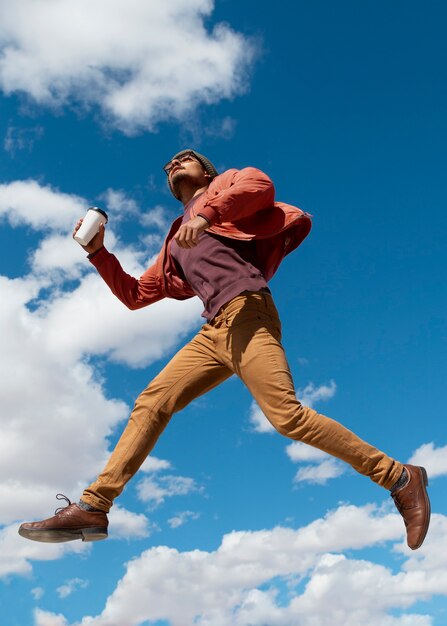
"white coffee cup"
74,207,108,246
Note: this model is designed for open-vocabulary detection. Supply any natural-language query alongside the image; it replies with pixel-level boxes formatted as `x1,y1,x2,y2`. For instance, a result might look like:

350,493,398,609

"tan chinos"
82,292,403,512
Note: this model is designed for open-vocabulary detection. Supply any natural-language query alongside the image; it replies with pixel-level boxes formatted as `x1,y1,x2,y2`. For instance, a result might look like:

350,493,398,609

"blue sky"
0,1,446,625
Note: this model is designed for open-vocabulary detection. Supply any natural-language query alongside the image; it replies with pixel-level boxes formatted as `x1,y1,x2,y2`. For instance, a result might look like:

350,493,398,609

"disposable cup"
74,207,108,246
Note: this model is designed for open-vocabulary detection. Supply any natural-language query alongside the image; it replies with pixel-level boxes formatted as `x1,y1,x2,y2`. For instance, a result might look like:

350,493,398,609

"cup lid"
89,206,108,222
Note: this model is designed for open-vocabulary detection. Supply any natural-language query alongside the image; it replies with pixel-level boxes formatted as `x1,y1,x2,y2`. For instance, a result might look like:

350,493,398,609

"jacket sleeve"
89,247,165,310
196,167,275,226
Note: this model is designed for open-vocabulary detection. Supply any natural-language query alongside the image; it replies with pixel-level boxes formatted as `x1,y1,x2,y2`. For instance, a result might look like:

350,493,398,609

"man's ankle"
78,499,104,513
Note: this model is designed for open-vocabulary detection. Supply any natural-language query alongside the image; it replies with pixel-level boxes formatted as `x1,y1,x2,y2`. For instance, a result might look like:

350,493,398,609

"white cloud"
0,275,128,523
283,553,435,626
408,442,447,478
139,205,171,231
35,270,202,368
36,505,447,626
56,578,88,599
299,380,337,407
34,608,68,626
248,402,275,433
31,232,90,279
137,474,202,508
286,442,328,463
0,523,87,579
100,189,139,221
0,180,85,231
108,506,152,540
168,511,200,529
140,456,172,473
293,458,345,485
286,442,345,485
0,0,256,134
135,205,173,256
0,503,151,580
232,553,435,626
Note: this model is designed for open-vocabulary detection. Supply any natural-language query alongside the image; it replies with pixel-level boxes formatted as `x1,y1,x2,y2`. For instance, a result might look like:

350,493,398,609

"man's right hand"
73,218,106,255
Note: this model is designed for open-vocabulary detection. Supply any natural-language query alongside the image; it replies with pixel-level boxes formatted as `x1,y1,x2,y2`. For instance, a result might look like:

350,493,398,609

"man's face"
164,152,209,197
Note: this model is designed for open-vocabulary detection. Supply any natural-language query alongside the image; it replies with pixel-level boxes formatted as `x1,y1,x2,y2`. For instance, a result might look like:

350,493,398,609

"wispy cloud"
138,457,203,511
168,511,200,529
100,189,140,221
299,380,337,407
56,578,88,599
31,587,44,600
4,125,44,156
137,475,202,508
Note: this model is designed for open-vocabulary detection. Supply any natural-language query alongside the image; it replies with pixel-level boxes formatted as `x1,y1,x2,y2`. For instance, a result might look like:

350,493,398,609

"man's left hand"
174,215,210,248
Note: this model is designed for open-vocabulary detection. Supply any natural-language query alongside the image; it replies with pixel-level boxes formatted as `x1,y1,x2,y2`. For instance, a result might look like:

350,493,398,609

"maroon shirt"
170,197,269,321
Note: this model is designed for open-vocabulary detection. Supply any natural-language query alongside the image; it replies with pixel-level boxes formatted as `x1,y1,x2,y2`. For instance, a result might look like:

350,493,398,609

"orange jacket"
90,167,312,309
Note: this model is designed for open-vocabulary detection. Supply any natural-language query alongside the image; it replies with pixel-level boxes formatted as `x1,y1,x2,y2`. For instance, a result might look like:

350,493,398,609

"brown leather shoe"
391,465,431,550
18,494,108,543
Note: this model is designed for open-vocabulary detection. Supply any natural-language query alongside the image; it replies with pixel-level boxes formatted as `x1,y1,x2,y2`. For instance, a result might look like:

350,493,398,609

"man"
19,149,431,549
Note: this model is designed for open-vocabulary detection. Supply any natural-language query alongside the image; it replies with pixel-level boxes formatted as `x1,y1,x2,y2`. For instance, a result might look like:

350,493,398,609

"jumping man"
19,150,431,550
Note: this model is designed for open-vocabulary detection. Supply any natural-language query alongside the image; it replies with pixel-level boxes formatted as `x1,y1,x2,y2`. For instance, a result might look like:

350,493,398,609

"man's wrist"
197,213,211,226
87,245,105,260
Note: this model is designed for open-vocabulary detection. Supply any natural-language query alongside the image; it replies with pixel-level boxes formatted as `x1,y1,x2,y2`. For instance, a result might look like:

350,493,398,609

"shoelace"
54,493,72,515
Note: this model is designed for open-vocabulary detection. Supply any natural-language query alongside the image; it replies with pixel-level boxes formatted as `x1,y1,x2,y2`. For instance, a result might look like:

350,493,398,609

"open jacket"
89,167,312,309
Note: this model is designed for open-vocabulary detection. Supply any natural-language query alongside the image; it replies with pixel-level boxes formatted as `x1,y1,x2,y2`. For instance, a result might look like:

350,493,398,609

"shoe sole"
18,526,108,543
411,466,431,550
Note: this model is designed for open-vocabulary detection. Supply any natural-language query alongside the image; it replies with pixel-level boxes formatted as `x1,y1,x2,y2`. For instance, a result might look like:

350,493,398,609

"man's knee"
131,386,169,423
271,402,314,438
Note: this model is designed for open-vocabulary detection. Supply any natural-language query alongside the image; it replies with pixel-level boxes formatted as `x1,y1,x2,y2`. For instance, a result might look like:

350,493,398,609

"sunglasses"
163,151,198,176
